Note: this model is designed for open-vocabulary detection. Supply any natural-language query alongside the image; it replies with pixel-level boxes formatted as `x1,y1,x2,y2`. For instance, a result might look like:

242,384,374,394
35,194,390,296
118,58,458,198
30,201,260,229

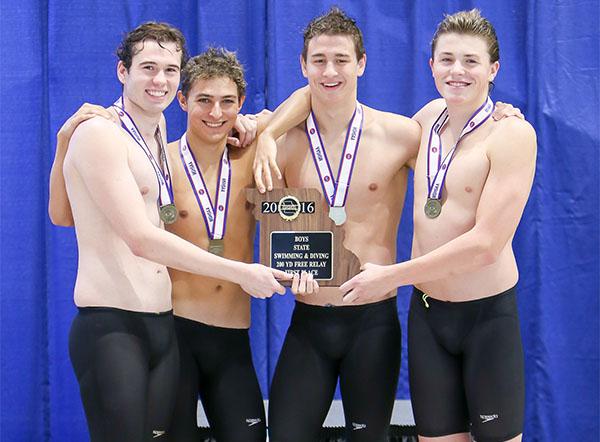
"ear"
429,58,434,76
357,53,367,77
238,95,246,110
117,61,128,85
177,90,187,111
300,54,308,78
489,60,500,82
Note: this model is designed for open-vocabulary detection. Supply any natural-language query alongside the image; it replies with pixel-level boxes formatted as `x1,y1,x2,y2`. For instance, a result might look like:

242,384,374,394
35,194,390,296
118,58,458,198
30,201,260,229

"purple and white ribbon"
306,103,363,208
112,97,174,208
179,133,231,240
427,97,494,200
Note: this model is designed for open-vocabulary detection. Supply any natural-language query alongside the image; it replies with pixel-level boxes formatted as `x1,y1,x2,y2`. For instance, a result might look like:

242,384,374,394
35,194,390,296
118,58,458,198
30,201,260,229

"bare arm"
69,119,291,298
254,86,311,192
341,118,537,301
49,104,119,226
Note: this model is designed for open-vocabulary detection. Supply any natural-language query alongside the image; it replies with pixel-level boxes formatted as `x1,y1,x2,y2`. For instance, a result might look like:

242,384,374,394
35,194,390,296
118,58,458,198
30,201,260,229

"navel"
179,210,189,218
368,183,378,191
215,284,223,292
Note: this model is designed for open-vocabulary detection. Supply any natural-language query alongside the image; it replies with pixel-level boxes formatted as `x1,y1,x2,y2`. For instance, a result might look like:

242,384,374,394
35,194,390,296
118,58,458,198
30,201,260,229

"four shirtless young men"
50,7,535,442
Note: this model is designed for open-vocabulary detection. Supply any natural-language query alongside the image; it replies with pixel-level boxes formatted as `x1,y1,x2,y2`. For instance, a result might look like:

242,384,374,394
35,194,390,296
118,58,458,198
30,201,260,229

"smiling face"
430,32,499,106
301,34,366,104
117,39,181,117
178,76,244,145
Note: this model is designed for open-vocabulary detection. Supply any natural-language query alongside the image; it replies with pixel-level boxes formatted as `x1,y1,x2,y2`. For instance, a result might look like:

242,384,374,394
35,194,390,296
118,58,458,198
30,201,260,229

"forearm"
390,229,497,287
128,225,248,285
262,86,310,139
48,136,74,226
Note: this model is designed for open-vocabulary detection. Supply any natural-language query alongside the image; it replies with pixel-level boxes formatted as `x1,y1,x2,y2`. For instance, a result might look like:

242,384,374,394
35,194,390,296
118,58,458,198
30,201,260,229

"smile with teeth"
203,120,226,128
322,82,341,88
447,81,471,87
146,89,168,97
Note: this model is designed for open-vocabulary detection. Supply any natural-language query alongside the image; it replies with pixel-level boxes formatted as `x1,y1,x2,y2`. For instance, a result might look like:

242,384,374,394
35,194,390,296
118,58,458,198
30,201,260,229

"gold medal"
424,198,442,219
208,239,225,256
159,204,178,224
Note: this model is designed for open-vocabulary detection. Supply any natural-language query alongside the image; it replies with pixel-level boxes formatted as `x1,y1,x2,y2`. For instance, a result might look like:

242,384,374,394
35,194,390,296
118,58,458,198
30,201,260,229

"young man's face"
301,34,366,102
178,76,244,145
117,39,182,115
430,33,499,106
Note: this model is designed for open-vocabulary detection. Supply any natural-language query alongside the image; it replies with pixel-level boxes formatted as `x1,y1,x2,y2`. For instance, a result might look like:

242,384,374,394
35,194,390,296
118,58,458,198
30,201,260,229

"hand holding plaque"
246,188,361,287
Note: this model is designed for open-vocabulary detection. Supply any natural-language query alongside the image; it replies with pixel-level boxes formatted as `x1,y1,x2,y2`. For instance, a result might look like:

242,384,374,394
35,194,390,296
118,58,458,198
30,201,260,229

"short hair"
116,22,188,69
180,47,247,99
431,9,499,63
302,7,365,61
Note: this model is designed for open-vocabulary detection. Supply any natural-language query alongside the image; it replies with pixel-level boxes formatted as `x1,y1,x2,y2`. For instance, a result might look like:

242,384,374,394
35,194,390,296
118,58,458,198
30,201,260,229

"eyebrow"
139,60,180,69
438,51,481,58
310,53,351,59
195,93,238,99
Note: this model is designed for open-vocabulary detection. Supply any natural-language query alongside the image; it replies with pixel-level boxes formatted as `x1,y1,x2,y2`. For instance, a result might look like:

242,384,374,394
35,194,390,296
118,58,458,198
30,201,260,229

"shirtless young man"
163,47,277,442
340,10,536,442
255,8,421,441
48,23,289,442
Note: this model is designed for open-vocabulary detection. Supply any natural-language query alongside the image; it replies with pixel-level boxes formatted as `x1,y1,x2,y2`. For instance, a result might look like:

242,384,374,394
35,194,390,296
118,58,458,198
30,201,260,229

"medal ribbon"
306,103,363,208
112,97,174,208
427,97,494,200
179,133,231,240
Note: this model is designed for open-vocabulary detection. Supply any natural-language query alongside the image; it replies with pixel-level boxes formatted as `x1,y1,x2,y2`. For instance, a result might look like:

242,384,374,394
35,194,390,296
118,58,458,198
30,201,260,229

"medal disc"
329,206,347,226
424,198,442,219
159,204,178,224
208,239,225,256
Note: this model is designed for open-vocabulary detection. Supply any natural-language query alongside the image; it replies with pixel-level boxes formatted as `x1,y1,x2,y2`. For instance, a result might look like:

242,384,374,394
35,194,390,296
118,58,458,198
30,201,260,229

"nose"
450,60,465,75
153,69,167,85
323,61,337,77
209,102,222,119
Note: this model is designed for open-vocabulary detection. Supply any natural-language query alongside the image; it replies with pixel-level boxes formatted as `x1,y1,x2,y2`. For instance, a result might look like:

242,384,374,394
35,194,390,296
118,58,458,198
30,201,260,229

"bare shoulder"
412,98,446,126
68,116,126,164
489,117,537,156
364,105,421,159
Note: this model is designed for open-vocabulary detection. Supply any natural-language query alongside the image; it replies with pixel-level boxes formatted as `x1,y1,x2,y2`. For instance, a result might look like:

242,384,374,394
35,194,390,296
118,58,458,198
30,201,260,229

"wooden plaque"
246,188,361,287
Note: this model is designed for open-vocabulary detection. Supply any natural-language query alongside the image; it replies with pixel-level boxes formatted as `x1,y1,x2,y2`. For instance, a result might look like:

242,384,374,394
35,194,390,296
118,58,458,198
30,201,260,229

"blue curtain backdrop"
1,0,598,440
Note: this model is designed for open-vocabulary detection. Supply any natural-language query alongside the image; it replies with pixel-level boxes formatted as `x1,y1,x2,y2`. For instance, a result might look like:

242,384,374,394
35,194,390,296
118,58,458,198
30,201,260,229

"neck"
185,130,227,169
311,93,358,136
122,95,161,140
445,95,488,141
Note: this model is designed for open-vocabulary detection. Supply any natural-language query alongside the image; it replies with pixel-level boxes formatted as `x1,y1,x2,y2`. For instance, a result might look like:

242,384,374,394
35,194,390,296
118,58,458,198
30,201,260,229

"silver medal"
208,239,225,256
329,206,347,226
424,198,442,219
159,204,178,224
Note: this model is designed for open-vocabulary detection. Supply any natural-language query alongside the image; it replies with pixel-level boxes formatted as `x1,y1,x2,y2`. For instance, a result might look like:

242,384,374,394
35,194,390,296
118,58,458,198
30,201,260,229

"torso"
166,139,256,328
412,99,518,300
65,119,172,312
280,105,419,306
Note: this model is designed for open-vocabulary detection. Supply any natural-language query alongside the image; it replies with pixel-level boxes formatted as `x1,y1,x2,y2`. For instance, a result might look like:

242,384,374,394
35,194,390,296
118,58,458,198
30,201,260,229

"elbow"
123,227,154,258
473,235,501,267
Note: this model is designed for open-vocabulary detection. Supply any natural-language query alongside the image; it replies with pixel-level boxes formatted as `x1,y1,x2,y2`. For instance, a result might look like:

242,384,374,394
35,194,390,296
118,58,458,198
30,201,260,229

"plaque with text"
246,188,361,287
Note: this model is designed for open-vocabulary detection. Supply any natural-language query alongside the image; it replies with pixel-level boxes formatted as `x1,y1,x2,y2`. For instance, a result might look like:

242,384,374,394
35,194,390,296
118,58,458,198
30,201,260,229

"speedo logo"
246,417,262,427
352,422,367,431
480,414,499,423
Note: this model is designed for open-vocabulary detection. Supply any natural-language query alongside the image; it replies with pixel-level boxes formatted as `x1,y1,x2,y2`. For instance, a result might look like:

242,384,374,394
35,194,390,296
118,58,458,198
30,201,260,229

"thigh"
464,314,524,442
146,323,179,441
339,304,401,442
167,321,201,442
408,297,469,438
268,329,338,442
70,314,149,442
200,339,266,442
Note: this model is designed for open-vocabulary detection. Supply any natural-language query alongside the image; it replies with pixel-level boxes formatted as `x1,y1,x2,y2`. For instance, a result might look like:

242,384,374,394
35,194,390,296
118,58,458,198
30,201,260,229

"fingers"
342,290,358,303
291,273,300,294
234,115,258,147
253,161,266,193
269,157,283,181
227,136,241,148
272,268,293,280
263,165,274,192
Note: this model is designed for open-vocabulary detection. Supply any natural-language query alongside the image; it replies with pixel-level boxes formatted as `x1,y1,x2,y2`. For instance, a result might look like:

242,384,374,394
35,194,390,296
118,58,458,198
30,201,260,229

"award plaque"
246,188,361,287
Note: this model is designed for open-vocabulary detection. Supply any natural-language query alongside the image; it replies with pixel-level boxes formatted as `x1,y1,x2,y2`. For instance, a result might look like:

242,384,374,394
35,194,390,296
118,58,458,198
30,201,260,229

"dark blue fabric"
1,1,597,440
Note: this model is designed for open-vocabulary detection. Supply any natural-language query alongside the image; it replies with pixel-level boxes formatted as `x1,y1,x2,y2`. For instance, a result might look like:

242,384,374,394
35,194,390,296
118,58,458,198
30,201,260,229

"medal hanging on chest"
306,103,364,226
425,97,494,219
112,97,177,224
179,133,231,256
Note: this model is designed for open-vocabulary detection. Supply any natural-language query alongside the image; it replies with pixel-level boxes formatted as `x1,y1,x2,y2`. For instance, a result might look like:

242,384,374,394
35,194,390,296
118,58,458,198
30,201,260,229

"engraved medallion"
208,239,225,256
329,206,347,226
424,198,442,219
159,204,178,224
